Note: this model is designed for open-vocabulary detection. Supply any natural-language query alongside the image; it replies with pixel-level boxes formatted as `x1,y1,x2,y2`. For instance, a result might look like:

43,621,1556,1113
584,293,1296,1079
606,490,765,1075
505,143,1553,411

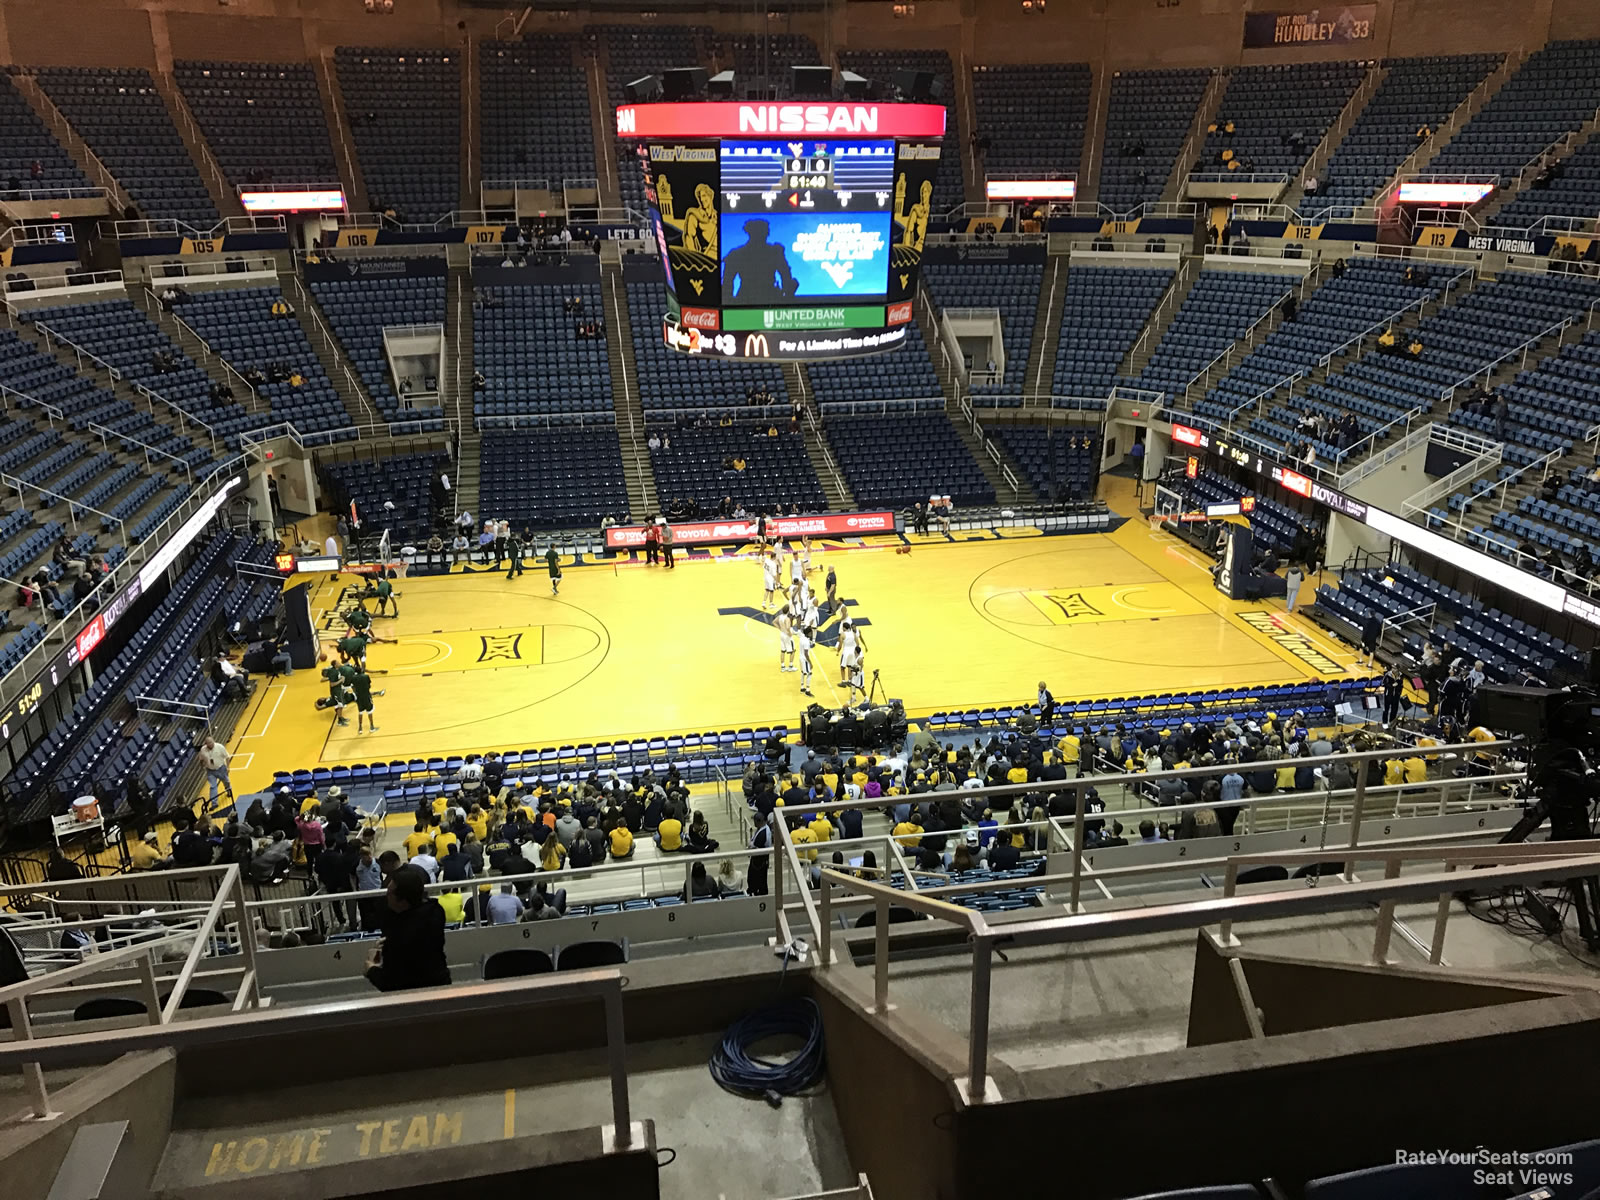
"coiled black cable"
708,996,826,1105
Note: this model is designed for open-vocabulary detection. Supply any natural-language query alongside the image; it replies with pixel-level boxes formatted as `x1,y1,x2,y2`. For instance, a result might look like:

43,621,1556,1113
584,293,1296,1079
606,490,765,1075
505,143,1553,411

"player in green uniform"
320,661,343,706
374,576,397,617
329,681,354,727
345,602,372,635
545,546,562,595
352,669,382,733
336,629,390,669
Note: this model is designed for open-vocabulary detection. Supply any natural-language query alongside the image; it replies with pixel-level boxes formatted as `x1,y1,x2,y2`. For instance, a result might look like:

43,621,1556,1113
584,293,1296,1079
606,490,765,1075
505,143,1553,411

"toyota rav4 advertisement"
604,510,899,550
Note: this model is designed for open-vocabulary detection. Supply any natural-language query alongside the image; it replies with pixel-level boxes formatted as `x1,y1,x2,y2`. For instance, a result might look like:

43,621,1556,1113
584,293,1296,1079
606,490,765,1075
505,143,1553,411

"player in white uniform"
762,549,780,609
842,622,867,699
797,623,815,696
775,607,795,672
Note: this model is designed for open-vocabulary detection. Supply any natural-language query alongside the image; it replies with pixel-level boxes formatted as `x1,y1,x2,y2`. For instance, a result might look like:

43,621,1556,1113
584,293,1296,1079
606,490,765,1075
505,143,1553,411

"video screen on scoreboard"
721,211,891,305
641,130,942,358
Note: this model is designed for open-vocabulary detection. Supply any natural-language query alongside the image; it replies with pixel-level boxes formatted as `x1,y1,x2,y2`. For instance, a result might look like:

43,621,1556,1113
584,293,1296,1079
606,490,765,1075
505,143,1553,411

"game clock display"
628,103,943,361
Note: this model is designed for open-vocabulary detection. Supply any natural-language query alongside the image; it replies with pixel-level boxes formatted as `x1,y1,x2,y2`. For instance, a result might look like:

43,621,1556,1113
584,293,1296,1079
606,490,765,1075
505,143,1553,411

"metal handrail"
155,297,263,413
13,74,128,210
0,460,242,708
1296,64,1383,191
817,843,1600,1103
286,273,380,425
1384,52,1518,198
0,967,632,1145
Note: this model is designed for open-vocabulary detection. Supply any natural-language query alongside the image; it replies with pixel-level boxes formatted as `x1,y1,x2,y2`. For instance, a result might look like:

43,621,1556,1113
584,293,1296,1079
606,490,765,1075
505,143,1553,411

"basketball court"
225,507,1360,794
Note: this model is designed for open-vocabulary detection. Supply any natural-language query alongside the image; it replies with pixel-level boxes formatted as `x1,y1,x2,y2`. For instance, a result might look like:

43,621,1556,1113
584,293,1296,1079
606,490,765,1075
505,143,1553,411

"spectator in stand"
364,865,450,991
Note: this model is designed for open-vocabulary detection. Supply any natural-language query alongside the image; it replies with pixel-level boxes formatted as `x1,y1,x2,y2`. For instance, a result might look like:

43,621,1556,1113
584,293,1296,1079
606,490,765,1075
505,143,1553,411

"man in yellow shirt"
1006,763,1029,786
465,806,489,842
790,823,818,861
433,827,460,858
403,822,432,858
656,814,684,851
128,831,164,871
1402,755,1427,784
809,813,833,844
893,818,923,848
609,823,634,859
300,790,322,817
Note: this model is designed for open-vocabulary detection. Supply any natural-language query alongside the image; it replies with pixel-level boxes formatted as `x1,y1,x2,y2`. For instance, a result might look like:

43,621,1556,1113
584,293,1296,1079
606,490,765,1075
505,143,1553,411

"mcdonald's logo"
743,334,771,358
616,107,637,134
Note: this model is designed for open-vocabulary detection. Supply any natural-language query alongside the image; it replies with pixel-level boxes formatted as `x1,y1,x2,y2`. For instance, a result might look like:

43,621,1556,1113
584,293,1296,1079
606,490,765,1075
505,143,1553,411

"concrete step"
1280,63,1386,212
315,52,370,215
601,257,656,519
1161,68,1226,204
1022,253,1069,399
1077,67,1112,206
284,272,382,429
951,407,1037,506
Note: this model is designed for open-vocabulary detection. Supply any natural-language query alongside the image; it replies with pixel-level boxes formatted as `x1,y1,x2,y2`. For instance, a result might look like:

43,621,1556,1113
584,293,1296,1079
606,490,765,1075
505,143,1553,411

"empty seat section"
1052,266,1173,399
335,47,460,223
480,35,595,184
1097,68,1212,213
648,421,824,514
824,413,993,508
479,428,628,529
971,63,1092,178
174,60,337,189
474,278,612,419
35,67,218,228
1315,54,1501,213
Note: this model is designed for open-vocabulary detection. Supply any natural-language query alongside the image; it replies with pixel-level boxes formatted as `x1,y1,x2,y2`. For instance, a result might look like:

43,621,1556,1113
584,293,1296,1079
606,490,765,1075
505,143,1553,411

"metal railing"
0,467,127,548
285,273,379,424
0,185,108,204
3,271,125,303
1385,53,1520,194
152,295,263,414
805,800,1591,1103
1169,69,1226,193
1296,64,1383,193
1125,256,1193,368
0,863,261,1118
1399,428,1504,517
0,459,242,709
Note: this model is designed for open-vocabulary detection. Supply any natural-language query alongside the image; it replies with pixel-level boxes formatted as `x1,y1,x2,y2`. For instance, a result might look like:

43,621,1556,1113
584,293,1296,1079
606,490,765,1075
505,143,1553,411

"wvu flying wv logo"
477,633,524,662
717,598,870,649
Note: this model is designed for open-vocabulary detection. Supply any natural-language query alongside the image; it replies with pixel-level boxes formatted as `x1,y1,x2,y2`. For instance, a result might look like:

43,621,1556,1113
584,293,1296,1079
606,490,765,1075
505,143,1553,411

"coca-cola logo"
681,307,719,330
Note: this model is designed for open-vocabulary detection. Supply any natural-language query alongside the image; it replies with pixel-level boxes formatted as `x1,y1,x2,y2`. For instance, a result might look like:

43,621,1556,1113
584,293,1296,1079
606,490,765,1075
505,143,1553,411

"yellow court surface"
225,517,1361,794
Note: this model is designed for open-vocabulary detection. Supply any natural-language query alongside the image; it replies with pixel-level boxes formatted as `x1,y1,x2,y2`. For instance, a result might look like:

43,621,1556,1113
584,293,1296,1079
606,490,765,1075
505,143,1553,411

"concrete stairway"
134,287,270,422
953,410,1037,506
587,44,621,211
1281,63,1387,212
1076,67,1112,205
913,291,960,405
315,52,369,215
1022,253,1069,399
445,257,476,437
1161,69,1227,204
460,37,480,214
1472,118,1600,229
1117,256,1196,378
1380,51,1525,195
784,362,853,511
600,254,657,520
9,74,132,215
453,430,481,518
152,71,242,220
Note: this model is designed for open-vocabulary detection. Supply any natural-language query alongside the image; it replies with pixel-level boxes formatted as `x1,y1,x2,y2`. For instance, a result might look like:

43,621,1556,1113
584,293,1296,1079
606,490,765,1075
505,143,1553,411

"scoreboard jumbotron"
614,101,947,361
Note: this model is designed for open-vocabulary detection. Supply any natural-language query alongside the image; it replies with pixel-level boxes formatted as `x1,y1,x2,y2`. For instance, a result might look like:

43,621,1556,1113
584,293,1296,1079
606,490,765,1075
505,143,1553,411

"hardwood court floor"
225,516,1360,794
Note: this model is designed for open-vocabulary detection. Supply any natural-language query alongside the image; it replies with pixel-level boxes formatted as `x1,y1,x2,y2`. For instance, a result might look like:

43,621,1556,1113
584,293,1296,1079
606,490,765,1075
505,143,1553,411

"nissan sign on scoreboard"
605,510,899,550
